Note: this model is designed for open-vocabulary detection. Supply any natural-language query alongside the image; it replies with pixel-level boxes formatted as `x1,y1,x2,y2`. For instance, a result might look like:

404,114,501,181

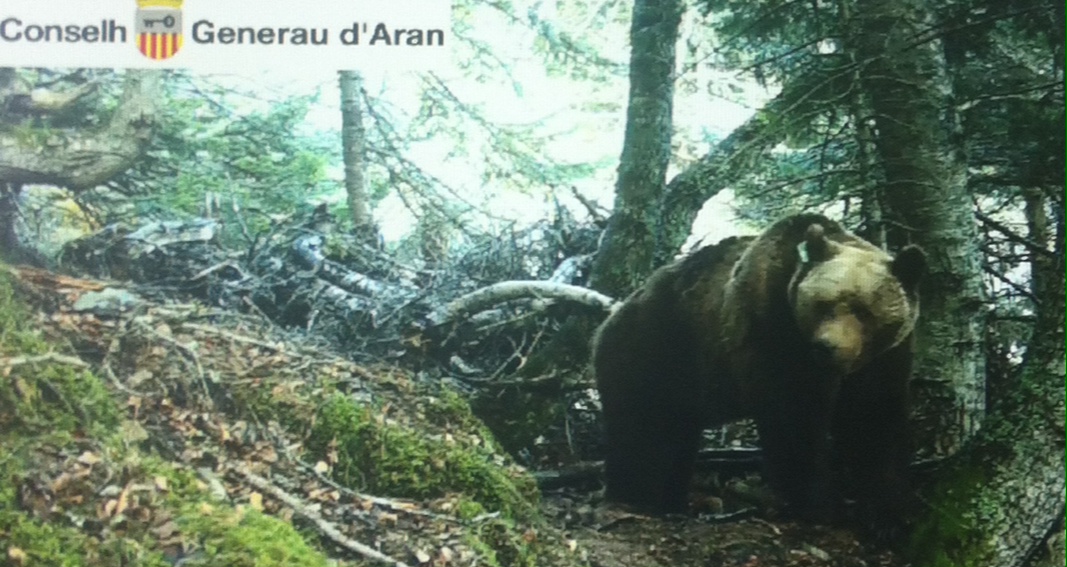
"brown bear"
592,213,925,527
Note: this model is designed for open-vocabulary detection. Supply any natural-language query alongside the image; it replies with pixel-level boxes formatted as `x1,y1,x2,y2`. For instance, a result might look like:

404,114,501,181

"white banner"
0,0,451,71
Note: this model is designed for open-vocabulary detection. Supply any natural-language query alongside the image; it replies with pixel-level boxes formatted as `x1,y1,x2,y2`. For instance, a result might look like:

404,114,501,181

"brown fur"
593,213,925,529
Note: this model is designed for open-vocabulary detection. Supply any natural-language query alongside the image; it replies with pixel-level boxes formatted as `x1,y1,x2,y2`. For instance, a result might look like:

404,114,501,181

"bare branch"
427,281,615,326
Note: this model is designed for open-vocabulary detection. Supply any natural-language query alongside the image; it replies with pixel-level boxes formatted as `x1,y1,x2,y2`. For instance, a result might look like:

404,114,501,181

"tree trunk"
0,70,160,190
338,70,376,241
908,191,1064,567
588,0,683,297
848,0,986,458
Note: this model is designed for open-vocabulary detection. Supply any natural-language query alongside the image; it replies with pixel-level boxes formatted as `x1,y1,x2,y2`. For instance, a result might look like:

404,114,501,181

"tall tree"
589,0,684,297
847,0,987,456
844,1,1064,563
338,70,377,241
909,194,1064,567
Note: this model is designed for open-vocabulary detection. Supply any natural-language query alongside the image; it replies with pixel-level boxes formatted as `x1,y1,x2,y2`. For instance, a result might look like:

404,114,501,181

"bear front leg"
755,396,837,523
603,403,704,514
833,362,914,540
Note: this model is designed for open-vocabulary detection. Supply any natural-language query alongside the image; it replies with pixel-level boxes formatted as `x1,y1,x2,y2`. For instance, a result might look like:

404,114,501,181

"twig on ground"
0,352,89,368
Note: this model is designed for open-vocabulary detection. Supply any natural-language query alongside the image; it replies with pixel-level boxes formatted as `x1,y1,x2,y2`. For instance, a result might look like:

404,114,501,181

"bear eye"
851,303,873,319
814,300,835,316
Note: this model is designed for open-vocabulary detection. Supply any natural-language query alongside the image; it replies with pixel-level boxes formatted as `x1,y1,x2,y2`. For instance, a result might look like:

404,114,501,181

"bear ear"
797,223,831,264
892,245,927,291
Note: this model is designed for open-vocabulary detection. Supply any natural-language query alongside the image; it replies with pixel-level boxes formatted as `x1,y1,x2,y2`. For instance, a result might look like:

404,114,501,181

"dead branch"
295,460,461,524
0,352,89,369
426,280,615,326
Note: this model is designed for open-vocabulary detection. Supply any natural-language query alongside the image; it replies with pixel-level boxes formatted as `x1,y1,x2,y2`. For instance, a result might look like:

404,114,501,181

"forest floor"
1,265,907,567
540,491,906,567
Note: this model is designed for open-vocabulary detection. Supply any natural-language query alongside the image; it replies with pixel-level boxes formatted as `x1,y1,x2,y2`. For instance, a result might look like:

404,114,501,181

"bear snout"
810,338,862,374
810,339,837,367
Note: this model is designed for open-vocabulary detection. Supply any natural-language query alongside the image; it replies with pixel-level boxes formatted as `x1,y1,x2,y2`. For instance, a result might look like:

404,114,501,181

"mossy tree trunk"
0,70,160,190
847,0,986,458
589,0,683,298
0,70,160,263
908,190,1064,567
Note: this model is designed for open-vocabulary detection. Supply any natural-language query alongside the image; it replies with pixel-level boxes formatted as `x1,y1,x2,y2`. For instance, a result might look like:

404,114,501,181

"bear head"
788,223,926,374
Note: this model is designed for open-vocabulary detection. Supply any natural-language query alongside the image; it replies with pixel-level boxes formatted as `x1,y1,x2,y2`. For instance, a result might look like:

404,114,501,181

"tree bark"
588,0,683,297
338,70,376,239
0,70,160,190
848,0,986,458
908,192,1064,567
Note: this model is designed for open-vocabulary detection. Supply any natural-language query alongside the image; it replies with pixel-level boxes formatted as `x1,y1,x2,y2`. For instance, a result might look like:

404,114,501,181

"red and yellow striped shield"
137,33,182,60
136,0,183,61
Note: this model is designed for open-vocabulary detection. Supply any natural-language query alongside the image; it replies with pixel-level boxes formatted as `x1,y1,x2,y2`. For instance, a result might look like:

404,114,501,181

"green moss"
0,274,334,567
906,464,994,567
307,394,538,520
471,387,563,457
178,507,332,567
424,388,508,454
0,273,121,436
454,497,488,520
0,509,167,567
466,519,532,567
0,444,171,567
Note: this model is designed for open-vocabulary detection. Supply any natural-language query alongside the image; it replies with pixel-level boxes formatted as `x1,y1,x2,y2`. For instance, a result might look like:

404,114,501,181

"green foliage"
307,394,539,520
695,0,1062,233
906,464,994,567
108,75,343,244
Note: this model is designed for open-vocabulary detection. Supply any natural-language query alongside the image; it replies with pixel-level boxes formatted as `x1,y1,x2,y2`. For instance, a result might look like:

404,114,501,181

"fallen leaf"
155,520,178,539
129,369,153,386
121,420,149,443
51,472,74,493
249,492,264,511
14,377,36,401
7,547,27,564
114,484,131,517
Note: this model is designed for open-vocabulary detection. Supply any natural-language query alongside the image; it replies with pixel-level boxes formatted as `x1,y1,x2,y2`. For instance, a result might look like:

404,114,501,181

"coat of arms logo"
136,0,183,60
